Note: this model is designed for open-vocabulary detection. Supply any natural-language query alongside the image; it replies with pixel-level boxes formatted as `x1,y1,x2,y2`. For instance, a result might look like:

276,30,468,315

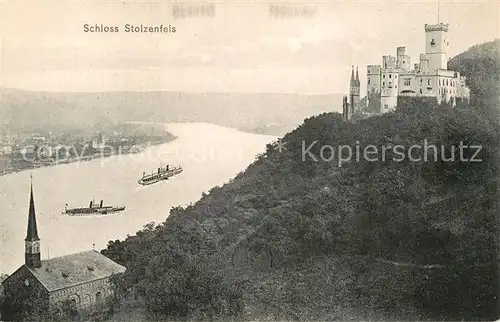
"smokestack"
89,201,93,208
100,200,103,208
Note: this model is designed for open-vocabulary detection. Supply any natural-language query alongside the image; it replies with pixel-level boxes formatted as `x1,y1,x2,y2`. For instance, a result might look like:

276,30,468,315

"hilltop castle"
343,22,470,120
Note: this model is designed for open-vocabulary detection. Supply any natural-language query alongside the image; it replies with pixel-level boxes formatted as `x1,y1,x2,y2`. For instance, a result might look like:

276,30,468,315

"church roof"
26,250,126,292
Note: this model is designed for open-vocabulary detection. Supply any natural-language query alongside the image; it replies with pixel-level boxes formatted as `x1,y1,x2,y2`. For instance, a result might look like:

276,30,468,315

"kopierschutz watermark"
172,3,215,19
301,139,483,167
268,3,316,19
18,142,244,167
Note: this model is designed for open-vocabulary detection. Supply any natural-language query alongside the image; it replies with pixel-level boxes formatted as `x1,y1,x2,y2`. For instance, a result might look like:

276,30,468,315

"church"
1,180,126,319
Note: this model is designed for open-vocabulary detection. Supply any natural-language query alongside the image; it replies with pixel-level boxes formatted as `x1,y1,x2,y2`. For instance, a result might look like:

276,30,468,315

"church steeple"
350,65,355,86
355,66,360,86
25,175,41,268
348,65,360,112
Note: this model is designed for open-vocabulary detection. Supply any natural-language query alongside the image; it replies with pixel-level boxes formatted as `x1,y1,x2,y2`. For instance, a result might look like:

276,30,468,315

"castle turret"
25,177,41,268
425,23,449,70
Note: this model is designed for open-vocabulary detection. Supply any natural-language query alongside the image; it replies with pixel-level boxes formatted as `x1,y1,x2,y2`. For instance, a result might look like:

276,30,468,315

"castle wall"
367,65,381,94
380,96,398,113
380,71,399,96
398,73,418,97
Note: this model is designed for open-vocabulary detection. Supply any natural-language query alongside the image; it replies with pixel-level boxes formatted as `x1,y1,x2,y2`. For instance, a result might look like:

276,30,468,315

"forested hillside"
448,39,500,107
95,42,500,321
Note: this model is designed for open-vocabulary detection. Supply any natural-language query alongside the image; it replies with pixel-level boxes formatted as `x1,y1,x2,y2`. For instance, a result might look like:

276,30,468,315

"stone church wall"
49,277,114,310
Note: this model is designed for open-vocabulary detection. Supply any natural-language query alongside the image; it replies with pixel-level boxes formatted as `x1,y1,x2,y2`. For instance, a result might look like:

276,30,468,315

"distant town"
0,123,175,175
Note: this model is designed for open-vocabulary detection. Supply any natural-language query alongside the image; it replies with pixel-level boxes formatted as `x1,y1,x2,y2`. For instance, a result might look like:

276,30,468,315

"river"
0,123,276,274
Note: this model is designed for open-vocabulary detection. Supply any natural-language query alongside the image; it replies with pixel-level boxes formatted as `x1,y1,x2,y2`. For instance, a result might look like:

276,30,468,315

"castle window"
389,74,392,78
404,78,411,86
368,79,370,85
383,74,385,78
427,79,431,86
382,82,385,87
431,38,435,46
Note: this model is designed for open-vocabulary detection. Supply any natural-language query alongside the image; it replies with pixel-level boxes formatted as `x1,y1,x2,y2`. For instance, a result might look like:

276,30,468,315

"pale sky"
0,0,498,94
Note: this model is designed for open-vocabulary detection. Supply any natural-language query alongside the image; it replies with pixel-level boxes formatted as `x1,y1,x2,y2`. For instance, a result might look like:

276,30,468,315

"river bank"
0,123,276,274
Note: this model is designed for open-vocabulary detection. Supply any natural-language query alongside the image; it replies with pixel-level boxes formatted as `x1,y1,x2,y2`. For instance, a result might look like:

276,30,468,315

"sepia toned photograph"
0,0,499,321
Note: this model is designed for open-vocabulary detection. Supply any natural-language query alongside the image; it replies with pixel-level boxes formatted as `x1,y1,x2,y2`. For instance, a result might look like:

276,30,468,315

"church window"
382,81,385,87
427,79,431,86
368,79,370,85
96,292,103,306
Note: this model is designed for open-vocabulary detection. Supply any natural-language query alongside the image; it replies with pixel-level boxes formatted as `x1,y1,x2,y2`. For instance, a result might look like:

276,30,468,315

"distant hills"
0,89,342,135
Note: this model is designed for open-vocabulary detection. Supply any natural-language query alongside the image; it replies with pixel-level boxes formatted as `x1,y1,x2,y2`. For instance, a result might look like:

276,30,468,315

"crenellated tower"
425,23,449,70
25,176,41,268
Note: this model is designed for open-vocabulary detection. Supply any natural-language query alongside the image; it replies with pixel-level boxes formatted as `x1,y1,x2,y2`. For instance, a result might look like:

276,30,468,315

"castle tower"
25,177,41,268
349,65,360,111
424,23,449,70
396,46,411,71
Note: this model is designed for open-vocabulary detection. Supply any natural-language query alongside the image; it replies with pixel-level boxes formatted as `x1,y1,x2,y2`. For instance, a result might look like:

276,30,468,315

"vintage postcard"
0,0,499,321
